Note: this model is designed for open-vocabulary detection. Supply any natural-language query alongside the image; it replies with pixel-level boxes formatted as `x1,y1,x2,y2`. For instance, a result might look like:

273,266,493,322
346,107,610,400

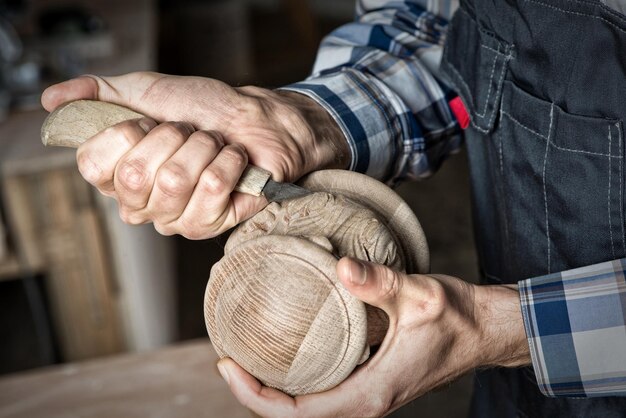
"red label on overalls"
449,96,470,130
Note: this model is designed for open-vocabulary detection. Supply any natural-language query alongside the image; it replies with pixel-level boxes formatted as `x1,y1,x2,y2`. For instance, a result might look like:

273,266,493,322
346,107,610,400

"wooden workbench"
0,340,250,418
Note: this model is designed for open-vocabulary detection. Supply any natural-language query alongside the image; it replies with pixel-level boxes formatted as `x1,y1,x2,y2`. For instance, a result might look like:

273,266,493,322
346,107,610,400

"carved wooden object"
204,170,429,396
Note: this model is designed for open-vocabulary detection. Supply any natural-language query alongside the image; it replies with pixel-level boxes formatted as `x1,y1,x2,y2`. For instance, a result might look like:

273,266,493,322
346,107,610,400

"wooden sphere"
204,170,429,396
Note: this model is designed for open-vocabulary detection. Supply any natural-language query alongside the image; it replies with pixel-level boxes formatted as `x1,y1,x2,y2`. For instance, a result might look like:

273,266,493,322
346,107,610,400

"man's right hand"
41,72,349,239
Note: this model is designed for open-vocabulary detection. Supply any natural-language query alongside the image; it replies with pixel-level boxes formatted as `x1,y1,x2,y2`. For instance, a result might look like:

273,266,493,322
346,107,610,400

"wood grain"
299,170,430,275
42,100,143,148
206,235,368,396
204,170,430,396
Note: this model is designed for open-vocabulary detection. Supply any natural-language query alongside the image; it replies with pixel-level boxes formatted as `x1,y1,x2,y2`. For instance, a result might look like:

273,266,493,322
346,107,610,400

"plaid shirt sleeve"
281,0,626,399
279,0,462,185
519,259,626,397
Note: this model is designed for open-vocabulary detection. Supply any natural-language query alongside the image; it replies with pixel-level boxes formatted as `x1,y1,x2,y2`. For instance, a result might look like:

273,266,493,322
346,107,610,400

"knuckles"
407,275,447,322
103,121,145,148
156,162,193,197
221,146,247,168
116,158,149,192
198,169,228,196
192,130,225,149
153,222,175,237
76,151,105,186
152,121,194,142
118,207,145,225
424,279,447,318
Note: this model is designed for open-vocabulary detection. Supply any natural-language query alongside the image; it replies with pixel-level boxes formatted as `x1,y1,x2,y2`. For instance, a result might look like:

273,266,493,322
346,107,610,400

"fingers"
336,257,405,315
114,122,194,218
77,116,265,239
218,357,388,418
169,143,252,239
76,117,157,196
41,73,244,137
41,77,96,111
147,130,225,225
337,257,448,324
218,358,296,418
41,72,166,112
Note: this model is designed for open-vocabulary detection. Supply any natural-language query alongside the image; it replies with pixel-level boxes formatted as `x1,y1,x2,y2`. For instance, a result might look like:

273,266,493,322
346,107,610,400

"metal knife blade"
262,178,312,202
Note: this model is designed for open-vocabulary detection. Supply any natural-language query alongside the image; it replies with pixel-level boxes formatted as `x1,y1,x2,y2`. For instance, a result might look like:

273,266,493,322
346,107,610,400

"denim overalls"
441,0,626,415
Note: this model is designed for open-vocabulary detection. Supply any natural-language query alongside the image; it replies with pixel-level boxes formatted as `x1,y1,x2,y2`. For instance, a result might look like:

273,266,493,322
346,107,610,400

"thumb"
41,72,165,112
336,257,405,314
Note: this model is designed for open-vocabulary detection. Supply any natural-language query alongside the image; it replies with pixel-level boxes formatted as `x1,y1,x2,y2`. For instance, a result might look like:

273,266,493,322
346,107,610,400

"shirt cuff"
278,68,410,183
519,259,626,397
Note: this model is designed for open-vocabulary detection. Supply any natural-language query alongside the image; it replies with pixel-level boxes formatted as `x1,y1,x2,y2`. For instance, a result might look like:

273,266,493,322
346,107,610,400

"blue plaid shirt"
282,0,626,398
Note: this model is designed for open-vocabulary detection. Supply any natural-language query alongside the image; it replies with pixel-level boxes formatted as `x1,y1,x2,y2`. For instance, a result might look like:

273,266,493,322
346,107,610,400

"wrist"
473,284,531,368
274,90,350,171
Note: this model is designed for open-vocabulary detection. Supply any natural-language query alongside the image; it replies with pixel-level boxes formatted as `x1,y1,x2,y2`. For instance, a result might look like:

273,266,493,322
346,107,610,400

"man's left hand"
216,257,531,418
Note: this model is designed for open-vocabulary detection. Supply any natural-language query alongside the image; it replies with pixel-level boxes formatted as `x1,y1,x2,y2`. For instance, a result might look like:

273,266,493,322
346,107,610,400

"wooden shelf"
0,0,174,363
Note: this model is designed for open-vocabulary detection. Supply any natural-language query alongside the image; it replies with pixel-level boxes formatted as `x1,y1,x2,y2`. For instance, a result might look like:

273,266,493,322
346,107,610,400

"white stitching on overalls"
498,110,504,175
524,0,626,35
442,59,490,133
500,110,623,158
497,102,510,244
443,49,512,131
486,52,513,128
475,47,499,118
618,122,626,255
559,0,626,23
480,44,509,55
609,125,616,259
543,104,555,273
500,110,548,138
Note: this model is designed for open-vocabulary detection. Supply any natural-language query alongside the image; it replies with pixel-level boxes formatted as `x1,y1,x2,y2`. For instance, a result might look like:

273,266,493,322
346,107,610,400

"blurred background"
0,0,478,416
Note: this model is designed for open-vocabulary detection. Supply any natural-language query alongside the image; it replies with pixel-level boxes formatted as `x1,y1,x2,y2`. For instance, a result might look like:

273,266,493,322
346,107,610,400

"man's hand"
41,72,348,239
217,258,531,418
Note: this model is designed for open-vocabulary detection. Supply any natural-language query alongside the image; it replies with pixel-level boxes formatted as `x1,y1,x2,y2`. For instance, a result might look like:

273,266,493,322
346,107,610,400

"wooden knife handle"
41,100,271,196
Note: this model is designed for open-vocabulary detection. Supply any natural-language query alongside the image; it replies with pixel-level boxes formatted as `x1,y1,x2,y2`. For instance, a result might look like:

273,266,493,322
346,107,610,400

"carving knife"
41,100,312,202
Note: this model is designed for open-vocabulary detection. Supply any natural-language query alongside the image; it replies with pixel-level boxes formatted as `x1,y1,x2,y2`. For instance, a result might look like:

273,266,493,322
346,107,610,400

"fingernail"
217,362,230,385
138,117,157,133
349,260,367,285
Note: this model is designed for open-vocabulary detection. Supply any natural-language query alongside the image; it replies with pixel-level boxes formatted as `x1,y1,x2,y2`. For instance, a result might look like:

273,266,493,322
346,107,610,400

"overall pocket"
496,80,625,277
441,7,513,133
